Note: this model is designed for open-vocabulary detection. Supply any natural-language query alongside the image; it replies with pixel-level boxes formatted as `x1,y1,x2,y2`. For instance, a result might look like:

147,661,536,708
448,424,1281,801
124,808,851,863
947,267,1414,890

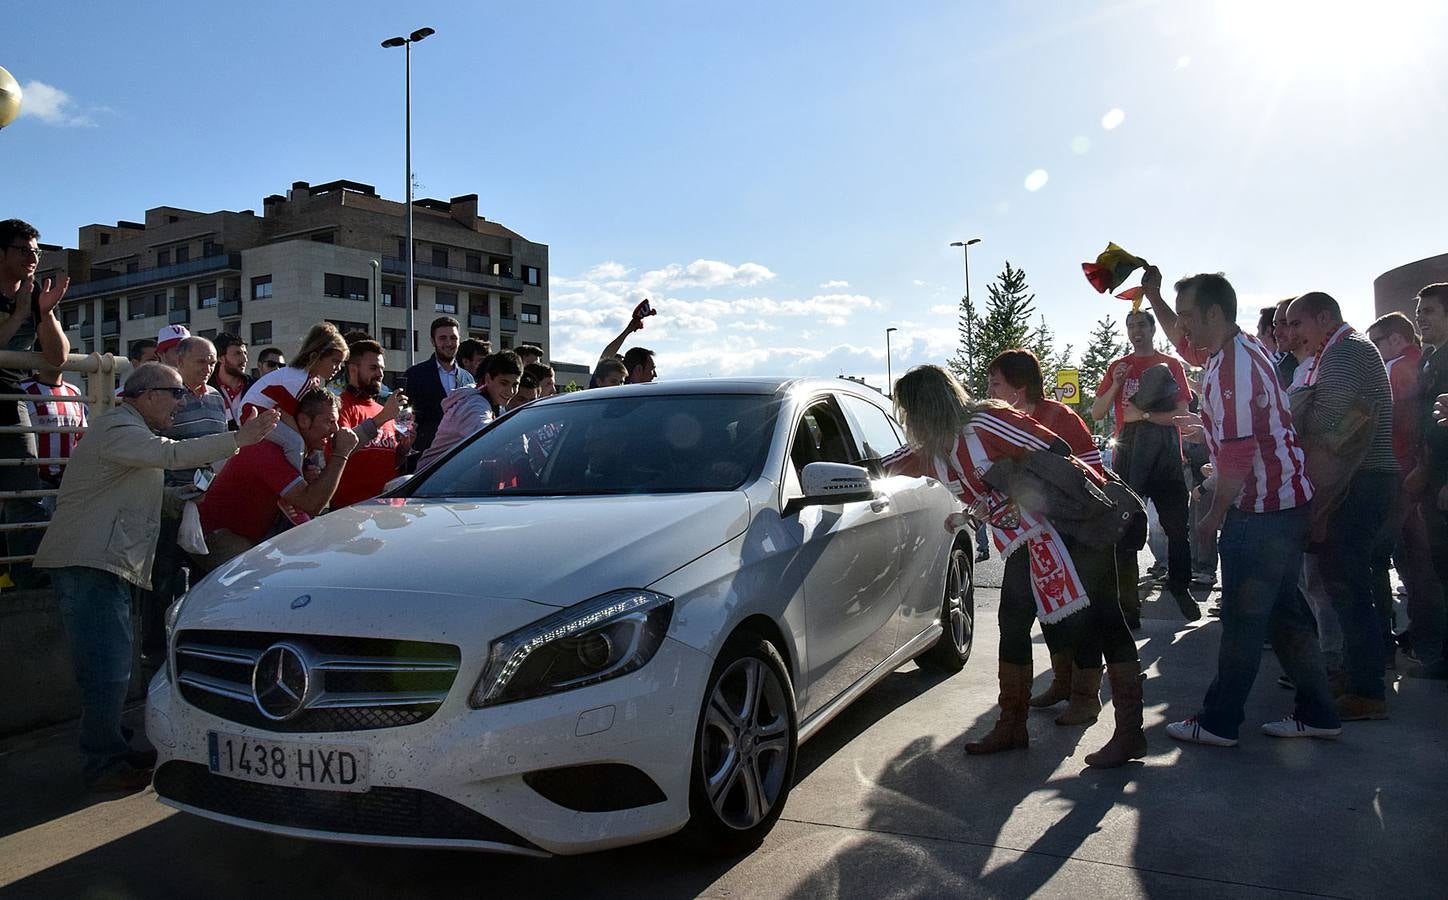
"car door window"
838,394,905,466
790,400,857,481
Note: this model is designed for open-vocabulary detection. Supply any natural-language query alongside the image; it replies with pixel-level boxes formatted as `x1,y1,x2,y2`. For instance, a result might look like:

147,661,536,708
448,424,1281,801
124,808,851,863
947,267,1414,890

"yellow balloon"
0,66,22,129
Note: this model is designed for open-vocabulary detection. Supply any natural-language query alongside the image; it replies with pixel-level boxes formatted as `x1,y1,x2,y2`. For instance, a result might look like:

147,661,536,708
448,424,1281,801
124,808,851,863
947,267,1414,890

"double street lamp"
381,26,435,367
949,238,982,377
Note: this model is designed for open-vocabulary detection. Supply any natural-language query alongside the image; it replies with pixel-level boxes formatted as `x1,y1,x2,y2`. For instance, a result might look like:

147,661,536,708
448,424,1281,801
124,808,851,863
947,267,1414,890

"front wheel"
917,543,975,672
682,634,798,855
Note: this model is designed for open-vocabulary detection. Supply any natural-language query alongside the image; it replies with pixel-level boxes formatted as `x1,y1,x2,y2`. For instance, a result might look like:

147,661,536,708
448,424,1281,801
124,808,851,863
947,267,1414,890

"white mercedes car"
147,377,973,856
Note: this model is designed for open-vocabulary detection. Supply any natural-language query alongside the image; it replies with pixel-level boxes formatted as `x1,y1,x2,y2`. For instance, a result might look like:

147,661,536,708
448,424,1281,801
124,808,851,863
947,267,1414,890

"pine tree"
1029,315,1073,395
947,296,983,390
968,262,1037,397
1077,315,1128,433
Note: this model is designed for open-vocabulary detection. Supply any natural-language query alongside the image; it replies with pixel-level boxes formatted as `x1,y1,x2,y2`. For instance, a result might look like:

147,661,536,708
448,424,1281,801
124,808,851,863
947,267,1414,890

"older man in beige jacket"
34,363,277,792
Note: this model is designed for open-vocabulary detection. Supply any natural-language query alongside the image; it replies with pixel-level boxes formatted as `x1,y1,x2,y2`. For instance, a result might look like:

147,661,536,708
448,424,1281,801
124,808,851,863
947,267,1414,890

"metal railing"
0,350,130,567
65,253,243,300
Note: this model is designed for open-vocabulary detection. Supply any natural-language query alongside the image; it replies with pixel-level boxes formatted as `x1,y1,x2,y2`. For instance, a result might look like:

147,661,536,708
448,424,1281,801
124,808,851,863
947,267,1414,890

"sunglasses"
138,387,189,399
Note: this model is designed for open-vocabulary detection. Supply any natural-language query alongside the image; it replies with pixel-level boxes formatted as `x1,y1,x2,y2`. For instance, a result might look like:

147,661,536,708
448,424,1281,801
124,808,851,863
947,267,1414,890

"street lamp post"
381,26,435,367
949,238,982,379
885,327,898,398
369,259,381,340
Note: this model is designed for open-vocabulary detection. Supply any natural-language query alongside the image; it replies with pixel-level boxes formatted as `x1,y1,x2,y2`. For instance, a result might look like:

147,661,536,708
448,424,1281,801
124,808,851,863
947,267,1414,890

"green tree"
947,295,983,392
1029,315,1073,396
1077,315,1128,433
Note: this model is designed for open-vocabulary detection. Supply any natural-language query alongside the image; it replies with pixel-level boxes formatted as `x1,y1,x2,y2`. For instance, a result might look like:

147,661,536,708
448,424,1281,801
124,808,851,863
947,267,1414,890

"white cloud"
547,257,876,368
637,259,775,292
19,80,96,127
929,304,957,316
912,279,929,287
1024,169,1050,192
819,279,849,289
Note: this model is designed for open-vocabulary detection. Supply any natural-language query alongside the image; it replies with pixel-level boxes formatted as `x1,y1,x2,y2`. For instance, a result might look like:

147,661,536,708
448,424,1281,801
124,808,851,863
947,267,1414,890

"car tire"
681,633,798,856
917,542,975,673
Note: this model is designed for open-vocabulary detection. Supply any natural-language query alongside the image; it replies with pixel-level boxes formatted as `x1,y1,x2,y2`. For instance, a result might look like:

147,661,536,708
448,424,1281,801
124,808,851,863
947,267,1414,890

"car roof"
534,376,892,406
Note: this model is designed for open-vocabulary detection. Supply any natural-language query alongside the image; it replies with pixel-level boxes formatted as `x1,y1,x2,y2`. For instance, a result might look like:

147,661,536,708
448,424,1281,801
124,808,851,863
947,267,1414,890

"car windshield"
408,393,781,498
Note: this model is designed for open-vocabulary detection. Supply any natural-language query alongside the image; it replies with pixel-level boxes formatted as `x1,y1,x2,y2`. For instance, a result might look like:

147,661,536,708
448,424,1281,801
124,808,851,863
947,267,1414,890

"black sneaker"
1166,586,1201,622
86,761,153,794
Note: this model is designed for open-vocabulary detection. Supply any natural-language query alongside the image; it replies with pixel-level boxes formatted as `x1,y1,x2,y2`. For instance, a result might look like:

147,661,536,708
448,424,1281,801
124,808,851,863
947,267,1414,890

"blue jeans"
52,566,136,779
1198,504,1339,739
1318,470,1397,699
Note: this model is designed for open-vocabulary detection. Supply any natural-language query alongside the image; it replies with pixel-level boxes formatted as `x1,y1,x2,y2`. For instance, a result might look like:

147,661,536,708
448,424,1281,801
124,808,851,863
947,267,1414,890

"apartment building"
36,179,549,369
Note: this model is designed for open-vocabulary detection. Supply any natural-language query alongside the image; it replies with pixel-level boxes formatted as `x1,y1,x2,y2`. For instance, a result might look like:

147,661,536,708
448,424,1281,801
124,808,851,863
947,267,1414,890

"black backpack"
981,446,1146,549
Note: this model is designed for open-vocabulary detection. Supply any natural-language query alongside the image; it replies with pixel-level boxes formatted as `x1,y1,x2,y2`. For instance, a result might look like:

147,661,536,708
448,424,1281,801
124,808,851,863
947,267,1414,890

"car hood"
195,491,754,612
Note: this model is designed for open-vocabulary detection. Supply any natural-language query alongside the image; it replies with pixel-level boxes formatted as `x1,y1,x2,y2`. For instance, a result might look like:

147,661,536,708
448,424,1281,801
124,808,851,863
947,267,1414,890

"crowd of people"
885,263,1448,766
7,211,1448,790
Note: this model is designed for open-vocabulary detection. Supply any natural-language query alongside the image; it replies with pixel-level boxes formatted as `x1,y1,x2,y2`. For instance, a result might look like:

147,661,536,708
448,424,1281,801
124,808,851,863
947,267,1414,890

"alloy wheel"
700,656,791,830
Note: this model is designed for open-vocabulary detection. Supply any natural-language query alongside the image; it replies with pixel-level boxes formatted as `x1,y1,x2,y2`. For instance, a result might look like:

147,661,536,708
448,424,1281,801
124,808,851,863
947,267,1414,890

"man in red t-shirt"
195,388,360,571
1091,310,1198,620
334,339,409,507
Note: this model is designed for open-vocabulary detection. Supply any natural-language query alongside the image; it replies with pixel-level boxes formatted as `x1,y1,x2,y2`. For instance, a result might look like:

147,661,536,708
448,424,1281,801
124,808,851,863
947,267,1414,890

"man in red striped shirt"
1142,267,1340,747
20,365,86,489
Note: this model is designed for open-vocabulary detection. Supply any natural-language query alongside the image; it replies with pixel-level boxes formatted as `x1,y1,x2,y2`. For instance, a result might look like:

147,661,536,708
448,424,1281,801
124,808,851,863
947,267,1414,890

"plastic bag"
178,500,209,556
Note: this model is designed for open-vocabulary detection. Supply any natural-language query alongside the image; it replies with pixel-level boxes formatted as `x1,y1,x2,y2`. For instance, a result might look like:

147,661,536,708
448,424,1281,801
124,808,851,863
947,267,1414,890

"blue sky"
8,0,1448,385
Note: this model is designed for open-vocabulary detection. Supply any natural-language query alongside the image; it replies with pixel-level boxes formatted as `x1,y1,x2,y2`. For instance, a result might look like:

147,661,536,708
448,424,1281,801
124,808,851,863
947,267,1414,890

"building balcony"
101,319,121,337
66,252,244,300
381,257,524,294
168,309,190,325
79,322,95,340
500,317,518,332
219,294,242,319
468,314,491,330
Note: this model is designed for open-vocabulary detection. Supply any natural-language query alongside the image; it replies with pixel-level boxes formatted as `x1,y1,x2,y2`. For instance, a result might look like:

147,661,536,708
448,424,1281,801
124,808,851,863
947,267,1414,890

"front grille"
173,629,462,733
154,761,538,849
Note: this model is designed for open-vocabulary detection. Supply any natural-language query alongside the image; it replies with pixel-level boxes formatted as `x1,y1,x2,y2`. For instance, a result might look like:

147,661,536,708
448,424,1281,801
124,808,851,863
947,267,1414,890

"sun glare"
1218,0,1438,77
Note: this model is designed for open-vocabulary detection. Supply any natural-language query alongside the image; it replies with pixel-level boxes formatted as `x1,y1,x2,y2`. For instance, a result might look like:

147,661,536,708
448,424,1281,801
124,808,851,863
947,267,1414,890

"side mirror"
383,474,413,495
791,462,875,511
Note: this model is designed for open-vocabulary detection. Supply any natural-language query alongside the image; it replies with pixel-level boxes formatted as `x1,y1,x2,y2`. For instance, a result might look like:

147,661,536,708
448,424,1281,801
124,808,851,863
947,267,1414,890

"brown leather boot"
965,663,1032,754
1084,661,1148,768
1054,665,1104,726
1029,652,1074,708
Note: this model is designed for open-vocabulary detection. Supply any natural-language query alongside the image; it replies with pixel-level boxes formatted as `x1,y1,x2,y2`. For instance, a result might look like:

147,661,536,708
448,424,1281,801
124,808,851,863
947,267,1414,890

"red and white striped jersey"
239,367,316,422
20,378,87,481
1182,330,1312,513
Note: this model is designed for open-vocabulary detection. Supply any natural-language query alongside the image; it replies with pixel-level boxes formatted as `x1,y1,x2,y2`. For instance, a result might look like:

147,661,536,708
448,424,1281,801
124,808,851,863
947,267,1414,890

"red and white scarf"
1300,323,1353,387
932,423,1090,623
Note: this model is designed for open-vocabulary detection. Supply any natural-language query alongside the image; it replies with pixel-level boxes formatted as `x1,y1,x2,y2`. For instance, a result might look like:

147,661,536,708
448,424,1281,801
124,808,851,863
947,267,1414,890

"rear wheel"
682,634,798,855
918,543,974,672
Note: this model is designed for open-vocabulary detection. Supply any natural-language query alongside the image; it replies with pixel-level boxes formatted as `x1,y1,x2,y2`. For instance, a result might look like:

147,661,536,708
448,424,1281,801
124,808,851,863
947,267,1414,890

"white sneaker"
1166,716,1238,747
1261,716,1341,739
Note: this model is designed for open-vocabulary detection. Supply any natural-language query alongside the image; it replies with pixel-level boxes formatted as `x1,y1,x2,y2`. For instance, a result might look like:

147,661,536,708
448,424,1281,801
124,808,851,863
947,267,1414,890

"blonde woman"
239,323,349,471
886,365,1145,768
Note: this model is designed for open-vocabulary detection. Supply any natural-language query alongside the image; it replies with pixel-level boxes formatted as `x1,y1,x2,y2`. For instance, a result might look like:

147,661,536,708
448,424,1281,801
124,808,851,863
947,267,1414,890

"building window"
202,239,218,257
252,275,273,300
198,281,218,309
251,321,273,344
520,303,542,325
328,320,368,338
431,246,448,268
324,273,369,301
523,266,541,286
466,253,482,273
382,282,401,307
500,298,513,318
397,238,407,260
103,300,120,322
61,307,81,329
500,334,513,350
125,260,139,274
198,329,217,341
311,231,335,244
127,296,150,320
468,293,488,316
435,289,458,314
103,338,119,355
175,245,191,264
382,328,406,351
100,233,111,246
157,249,171,267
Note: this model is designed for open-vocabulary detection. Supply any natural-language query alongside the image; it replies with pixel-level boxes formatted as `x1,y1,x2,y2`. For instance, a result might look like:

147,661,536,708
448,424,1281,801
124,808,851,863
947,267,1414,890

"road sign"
1055,367,1080,403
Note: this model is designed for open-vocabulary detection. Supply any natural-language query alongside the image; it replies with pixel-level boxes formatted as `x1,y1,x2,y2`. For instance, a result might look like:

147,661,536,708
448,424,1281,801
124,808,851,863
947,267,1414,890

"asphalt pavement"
1,574,1444,900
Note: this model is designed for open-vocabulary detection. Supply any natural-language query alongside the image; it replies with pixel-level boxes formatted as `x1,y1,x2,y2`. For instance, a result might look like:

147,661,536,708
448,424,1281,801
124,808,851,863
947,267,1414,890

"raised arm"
596,316,642,366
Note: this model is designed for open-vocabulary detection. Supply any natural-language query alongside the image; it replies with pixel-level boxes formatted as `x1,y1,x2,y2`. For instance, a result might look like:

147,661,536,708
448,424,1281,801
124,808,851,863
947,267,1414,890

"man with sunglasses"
34,362,278,792
0,220,71,587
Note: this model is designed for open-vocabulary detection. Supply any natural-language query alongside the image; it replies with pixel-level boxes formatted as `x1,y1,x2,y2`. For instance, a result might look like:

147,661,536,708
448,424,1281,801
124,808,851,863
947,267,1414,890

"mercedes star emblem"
252,643,312,721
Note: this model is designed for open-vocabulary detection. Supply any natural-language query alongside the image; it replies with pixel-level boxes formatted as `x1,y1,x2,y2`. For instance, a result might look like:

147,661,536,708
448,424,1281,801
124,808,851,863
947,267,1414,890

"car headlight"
470,589,674,708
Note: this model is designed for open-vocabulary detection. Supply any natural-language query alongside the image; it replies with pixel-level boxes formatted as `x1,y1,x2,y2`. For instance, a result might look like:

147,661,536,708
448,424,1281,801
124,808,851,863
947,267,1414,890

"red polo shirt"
332,389,402,507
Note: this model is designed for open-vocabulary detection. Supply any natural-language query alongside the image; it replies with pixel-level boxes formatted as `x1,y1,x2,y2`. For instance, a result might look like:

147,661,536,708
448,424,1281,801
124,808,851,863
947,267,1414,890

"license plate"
207,731,370,793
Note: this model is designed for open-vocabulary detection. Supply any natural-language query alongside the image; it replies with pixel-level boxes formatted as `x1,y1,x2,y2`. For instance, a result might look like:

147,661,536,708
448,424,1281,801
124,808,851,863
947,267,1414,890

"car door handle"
870,498,890,513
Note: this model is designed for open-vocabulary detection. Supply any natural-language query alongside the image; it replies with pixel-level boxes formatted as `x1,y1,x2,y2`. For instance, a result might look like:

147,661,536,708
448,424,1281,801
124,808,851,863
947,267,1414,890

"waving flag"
631,298,658,327
1082,243,1144,294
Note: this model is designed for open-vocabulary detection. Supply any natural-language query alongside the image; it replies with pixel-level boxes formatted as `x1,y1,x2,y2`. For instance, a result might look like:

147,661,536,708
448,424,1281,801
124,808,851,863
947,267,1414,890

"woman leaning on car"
884,363,1146,769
